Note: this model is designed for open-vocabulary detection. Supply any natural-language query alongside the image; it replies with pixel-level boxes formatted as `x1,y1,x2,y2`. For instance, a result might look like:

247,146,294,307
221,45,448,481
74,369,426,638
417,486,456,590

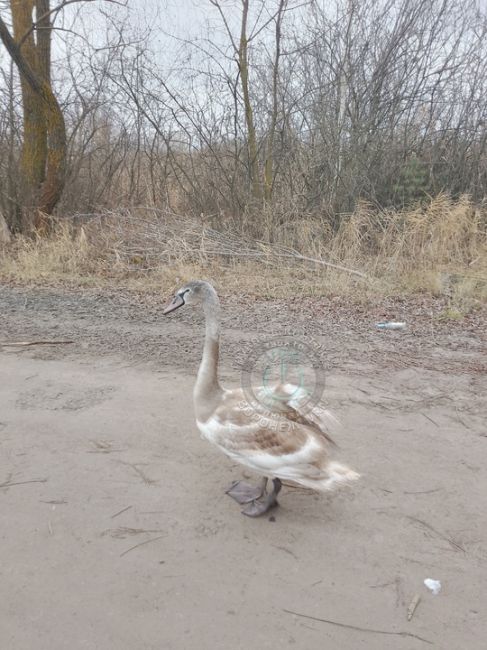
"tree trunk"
11,0,47,217
264,0,286,202
0,211,12,244
0,2,66,234
238,0,262,201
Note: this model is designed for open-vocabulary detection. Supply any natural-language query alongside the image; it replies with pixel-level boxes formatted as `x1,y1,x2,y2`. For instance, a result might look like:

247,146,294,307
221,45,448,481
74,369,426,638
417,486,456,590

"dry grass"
1,195,486,308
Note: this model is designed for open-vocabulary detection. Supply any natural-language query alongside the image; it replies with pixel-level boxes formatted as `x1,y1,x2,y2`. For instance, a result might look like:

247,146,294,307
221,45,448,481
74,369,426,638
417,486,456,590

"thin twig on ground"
282,609,432,645
407,594,421,621
404,489,440,495
421,412,440,427
110,505,133,519
0,340,73,347
407,516,466,553
0,478,48,488
120,534,166,557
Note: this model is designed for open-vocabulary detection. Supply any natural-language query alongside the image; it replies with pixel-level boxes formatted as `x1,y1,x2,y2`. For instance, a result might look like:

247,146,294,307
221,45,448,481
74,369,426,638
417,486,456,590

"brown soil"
1,285,486,649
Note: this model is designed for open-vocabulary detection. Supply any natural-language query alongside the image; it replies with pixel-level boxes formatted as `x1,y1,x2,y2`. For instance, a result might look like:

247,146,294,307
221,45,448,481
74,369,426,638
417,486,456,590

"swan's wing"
256,383,339,447
203,412,327,475
197,388,356,488
200,387,334,457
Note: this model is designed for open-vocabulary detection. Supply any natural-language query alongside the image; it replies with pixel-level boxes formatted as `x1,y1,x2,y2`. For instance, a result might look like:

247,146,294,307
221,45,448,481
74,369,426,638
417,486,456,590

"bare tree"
1,0,487,240
0,2,66,233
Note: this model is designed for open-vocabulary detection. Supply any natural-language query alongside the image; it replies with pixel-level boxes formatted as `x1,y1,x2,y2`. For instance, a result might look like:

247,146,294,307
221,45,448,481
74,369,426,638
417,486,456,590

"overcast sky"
0,0,236,67
2,0,487,78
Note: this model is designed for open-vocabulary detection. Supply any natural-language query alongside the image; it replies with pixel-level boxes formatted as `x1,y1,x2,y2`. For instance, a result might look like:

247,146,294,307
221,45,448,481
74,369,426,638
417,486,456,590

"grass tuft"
1,195,486,307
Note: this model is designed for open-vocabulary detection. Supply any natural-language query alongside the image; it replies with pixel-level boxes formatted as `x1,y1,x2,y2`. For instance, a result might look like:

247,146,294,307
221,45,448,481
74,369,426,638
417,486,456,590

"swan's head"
163,280,215,315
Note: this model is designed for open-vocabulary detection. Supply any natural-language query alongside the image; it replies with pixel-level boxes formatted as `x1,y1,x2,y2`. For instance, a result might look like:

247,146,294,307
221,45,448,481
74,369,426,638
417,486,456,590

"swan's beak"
163,294,185,315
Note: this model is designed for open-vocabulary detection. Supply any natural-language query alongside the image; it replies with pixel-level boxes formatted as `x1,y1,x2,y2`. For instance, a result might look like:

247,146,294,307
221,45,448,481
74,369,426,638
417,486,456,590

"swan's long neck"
194,289,222,409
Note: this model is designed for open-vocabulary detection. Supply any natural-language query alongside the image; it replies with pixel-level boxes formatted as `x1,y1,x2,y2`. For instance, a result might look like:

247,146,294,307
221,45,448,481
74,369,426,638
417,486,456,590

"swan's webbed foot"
225,477,267,504
241,478,282,518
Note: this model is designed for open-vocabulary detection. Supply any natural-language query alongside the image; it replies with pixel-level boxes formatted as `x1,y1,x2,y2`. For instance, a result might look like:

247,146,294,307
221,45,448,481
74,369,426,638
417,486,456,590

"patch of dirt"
16,383,116,411
0,284,485,375
1,284,486,649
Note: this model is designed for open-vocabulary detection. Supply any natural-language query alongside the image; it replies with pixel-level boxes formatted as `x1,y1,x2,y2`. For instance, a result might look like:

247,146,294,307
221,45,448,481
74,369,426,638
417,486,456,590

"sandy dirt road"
1,286,486,649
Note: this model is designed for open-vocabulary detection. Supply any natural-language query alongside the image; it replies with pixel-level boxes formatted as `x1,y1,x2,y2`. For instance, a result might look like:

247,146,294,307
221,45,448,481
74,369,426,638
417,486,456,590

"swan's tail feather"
294,461,360,492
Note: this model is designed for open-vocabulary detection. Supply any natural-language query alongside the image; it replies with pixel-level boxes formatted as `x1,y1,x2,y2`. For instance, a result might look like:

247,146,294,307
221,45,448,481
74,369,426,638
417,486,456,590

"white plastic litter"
424,578,441,595
376,321,407,330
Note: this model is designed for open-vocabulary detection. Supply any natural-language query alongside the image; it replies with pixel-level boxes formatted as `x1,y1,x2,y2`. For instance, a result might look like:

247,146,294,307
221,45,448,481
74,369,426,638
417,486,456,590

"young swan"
163,280,359,517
